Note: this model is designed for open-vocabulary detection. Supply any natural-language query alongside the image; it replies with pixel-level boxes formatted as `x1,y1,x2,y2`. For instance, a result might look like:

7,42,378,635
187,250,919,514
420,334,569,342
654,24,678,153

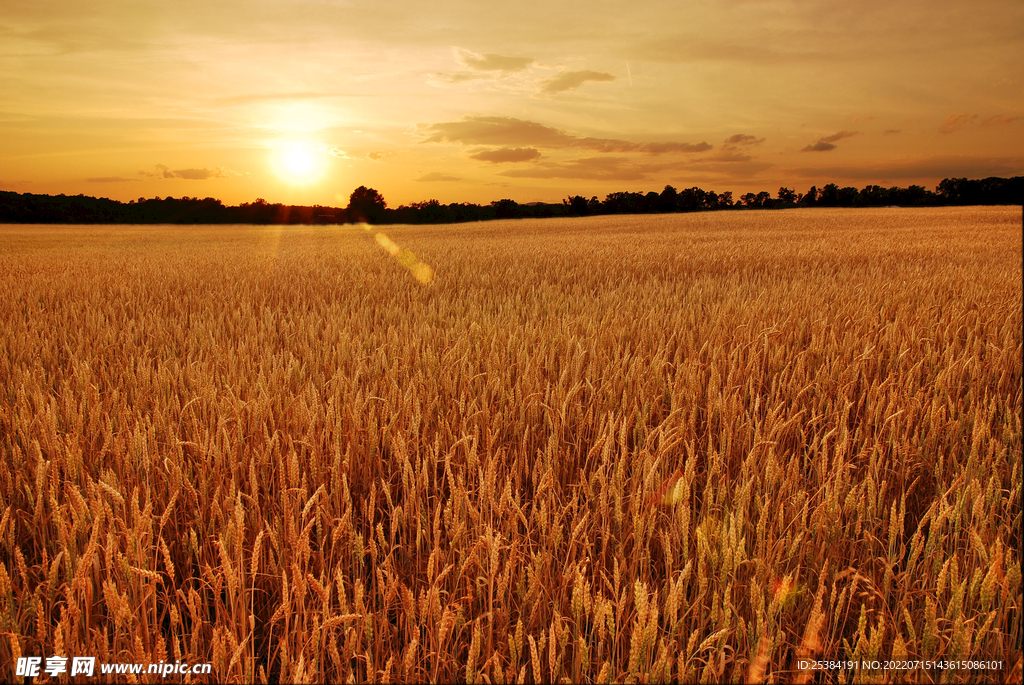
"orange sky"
2,0,1022,207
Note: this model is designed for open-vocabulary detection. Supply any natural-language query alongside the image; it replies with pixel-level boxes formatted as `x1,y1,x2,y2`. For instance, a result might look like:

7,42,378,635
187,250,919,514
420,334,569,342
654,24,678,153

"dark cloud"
723,134,766,148
85,176,133,182
541,70,615,94
982,114,1022,126
457,49,535,72
802,130,858,152
469,147,541,163
415,172,461,182
939,114,977,134
803,141,837,152
420,116,710,155
636,141,713,154
820,130,859,143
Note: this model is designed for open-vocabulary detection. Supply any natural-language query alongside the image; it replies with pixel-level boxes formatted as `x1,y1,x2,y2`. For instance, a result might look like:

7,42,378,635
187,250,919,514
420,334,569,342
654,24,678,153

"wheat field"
0,207,1020,683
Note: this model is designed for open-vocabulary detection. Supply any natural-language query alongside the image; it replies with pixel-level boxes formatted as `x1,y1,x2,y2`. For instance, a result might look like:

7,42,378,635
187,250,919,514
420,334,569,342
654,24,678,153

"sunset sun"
273,144,323,184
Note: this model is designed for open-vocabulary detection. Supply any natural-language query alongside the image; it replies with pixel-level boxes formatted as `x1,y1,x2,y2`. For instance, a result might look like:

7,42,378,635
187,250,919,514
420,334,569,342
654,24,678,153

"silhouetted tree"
348,186,387,223
799,186,818,207
491,198,519,219
777,187,796,204
564,195,590,216
659,185,679,212
817,183,840,207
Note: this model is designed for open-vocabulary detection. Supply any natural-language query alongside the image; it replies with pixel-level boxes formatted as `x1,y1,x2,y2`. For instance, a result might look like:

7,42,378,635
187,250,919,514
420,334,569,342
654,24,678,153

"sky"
2,0,1022,207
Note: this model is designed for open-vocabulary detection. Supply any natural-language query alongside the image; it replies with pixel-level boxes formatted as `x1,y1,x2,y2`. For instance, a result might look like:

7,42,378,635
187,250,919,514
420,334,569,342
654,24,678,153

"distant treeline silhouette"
1,176,1020,225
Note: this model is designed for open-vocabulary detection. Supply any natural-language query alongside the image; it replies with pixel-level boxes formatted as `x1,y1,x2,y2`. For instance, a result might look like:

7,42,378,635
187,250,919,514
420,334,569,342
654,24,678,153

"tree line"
1,176,1020,225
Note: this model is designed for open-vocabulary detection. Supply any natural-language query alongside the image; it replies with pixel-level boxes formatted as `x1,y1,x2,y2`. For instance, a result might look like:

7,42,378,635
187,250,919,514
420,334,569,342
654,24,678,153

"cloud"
495,154,771,182
166,167,224,180
434,48,537,84
884,129,902,134
469,147,541,163
803,141,838,152
802,130,858,152
939,114,977,134
319,147,350,159
723,134,766,149
420,116,710,155
415,172,461,182
85,176,133,183
141,164,227,180
421,116,576,147
790,154,1024,181
498,156,650,181
635,141,712,154
707,151,755,163
456,49,535,72
982,114,1022,126
541,70,615,94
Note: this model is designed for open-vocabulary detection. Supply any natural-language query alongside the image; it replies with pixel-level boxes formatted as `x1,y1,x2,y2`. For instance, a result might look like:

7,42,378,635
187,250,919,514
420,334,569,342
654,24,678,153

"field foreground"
0,207,1021,683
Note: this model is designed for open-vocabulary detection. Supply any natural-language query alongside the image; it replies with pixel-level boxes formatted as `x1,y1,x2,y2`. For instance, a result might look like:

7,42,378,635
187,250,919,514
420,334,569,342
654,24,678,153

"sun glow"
272,143,326,184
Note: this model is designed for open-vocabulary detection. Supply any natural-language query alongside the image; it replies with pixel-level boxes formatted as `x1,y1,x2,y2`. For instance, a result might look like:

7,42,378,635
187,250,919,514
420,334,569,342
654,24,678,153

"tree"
564,195,590,216
348,186,387,223
817,183,840,207
491,198,519,219
777,187,796,204
659,185,679,212
799,186,818,206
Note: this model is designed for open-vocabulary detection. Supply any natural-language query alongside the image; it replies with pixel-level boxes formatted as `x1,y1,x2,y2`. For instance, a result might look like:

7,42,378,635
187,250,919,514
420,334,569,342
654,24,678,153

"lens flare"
361,224,434,284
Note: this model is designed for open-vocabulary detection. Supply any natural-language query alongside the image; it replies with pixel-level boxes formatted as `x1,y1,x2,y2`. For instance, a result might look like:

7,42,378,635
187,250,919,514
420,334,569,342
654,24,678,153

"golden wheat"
0,207,1020,683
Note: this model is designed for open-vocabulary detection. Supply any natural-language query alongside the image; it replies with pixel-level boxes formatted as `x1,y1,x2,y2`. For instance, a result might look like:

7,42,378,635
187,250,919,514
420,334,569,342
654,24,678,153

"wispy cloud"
415,172,461,182
434,48,537,83
140,164,228,180
496,153,772,182
540,70,615,94
469,147,541,163
939,113,977,134
791,154,1024,180
420,115,710,155
456,49,535,72
802,130,859,152
498,156,649,181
